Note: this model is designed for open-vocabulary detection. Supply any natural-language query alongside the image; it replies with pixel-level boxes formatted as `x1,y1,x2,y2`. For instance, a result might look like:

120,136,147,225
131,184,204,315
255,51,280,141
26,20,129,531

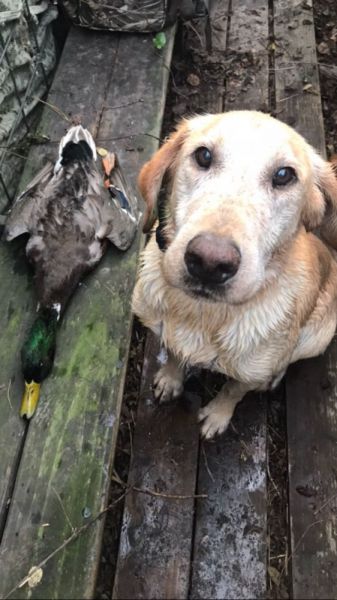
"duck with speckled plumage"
3,125,140,418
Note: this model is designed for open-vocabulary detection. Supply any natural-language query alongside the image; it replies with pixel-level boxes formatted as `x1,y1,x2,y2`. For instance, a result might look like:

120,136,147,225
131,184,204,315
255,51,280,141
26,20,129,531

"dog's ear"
138,122,187,233
302,152,337,240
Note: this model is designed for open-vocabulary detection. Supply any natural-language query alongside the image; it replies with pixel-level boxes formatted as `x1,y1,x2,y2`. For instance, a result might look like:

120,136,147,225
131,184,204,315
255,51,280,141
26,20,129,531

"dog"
132,110,337,438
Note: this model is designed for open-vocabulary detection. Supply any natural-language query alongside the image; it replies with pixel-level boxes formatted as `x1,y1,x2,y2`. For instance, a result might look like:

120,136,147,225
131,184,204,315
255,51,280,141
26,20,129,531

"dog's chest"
158,291,293,382
160,305,277,379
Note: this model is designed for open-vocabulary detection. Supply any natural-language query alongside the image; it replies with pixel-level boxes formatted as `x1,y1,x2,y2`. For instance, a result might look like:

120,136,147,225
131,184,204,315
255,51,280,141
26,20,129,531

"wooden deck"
0,25,175,599
0,0,336,599
114,2,337,600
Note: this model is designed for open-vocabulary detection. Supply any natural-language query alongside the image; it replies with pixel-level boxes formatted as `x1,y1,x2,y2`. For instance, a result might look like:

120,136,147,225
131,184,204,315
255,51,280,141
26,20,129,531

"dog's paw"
153,365,184,403
198,400,233,439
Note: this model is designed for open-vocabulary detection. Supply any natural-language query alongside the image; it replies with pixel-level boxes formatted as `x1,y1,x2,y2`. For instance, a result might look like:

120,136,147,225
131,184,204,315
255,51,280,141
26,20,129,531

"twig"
95,132,163,144
6,477,207,598
36,98,71,123
280,519,323,578
185,21,204,47
4,491,128,599
0,147,29,160
111,474,208,501
266,455,281,498
112,470,125,487
127,419,134,465
104,99,144,110
52,487,75,533
201,443,215,483
267,423,283,442
314,491,337,516
230,422,251,455
132,485,207,501
7,379,13,412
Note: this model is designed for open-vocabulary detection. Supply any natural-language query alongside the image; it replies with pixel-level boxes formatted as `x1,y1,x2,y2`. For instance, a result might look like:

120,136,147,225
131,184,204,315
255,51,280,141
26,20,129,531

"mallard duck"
4,125,139,418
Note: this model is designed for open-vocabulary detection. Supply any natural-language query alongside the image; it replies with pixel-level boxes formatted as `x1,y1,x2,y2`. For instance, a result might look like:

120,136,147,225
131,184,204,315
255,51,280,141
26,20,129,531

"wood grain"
0,27,118,541
113,333,201,600
191,2,269,597
0,26,175,600
274,2,337,597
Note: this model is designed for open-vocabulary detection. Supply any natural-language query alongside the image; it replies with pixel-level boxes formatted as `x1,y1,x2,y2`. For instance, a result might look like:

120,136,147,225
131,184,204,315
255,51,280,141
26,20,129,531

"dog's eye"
194,146,212,169
272,166,297,187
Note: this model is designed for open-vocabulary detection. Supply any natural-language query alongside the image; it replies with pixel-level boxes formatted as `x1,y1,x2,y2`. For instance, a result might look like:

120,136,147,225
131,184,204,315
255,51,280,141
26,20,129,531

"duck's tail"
54,125,97,173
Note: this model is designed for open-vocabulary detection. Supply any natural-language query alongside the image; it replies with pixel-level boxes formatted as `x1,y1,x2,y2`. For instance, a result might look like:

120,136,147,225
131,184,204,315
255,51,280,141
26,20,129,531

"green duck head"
20,307,59,419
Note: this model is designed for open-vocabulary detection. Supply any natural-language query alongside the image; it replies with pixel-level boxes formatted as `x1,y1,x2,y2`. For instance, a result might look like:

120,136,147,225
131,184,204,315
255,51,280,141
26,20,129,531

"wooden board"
112,8,233,597
273,0,325,150
286,356,337,599
274,2,337,598
191,391,267,599
113,333,201,600
0,26,175,600
190,2,269,598
0,238,30,536
0,26,118,541
225,0,269,112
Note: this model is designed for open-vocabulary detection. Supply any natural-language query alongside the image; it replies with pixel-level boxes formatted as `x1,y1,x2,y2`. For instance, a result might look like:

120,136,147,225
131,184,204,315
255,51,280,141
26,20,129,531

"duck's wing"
102,152,140,250
3,161,54,241
102,185,139,251
88,153,140,251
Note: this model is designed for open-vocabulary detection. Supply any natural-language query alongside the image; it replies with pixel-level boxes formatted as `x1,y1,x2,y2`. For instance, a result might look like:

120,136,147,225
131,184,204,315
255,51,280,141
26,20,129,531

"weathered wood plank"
97,30,176,182
191,391,267,599
191,2,269,597
0,239,30,536
286,355,337,599
225,0,269,112
113,333,201,600
274,3,337,598
0,26,118,540
0,27,175,600
112,9,242,596
274,0,324,151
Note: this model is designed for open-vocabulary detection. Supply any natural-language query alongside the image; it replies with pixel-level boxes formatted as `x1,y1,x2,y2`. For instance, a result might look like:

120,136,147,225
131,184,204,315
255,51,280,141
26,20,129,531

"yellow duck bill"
20,381,41,419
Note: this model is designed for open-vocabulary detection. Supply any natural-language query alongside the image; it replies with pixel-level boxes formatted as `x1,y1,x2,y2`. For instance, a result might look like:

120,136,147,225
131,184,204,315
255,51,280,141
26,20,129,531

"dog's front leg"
153,349,185,403
198,380,255,439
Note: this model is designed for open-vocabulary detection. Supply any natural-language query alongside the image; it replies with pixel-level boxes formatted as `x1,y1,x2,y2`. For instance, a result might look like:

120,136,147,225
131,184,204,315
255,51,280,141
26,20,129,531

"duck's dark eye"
194,146,212,169
272,166,297,187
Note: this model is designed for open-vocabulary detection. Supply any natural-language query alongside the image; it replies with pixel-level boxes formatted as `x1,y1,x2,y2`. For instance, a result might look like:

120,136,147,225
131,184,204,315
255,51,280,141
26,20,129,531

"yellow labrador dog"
132,111,337,438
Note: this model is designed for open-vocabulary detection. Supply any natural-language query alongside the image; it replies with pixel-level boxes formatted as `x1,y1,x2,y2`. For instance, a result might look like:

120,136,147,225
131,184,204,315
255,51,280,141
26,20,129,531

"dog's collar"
156,225,168,252
155,186,169,252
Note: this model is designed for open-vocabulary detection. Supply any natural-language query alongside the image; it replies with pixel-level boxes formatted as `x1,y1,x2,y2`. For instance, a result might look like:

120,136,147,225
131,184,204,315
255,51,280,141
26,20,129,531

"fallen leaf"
187,73,200,87
22,567,43,589
153,32,167,50
317,41,330,55
268,565,281,587
97,147,108,157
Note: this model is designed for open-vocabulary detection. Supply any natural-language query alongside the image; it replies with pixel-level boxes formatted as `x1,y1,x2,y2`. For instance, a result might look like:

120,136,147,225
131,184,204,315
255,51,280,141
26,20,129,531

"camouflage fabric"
60,0,209,33
61,0,171,33
0,1,57,210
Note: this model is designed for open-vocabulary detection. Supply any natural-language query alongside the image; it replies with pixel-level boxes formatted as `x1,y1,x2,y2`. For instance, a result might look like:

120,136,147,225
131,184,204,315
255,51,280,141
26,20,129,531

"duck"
3,125,139,419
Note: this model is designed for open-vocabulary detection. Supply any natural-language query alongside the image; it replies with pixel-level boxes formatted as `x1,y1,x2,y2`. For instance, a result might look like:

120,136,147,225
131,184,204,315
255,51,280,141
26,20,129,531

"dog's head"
139,111,337,304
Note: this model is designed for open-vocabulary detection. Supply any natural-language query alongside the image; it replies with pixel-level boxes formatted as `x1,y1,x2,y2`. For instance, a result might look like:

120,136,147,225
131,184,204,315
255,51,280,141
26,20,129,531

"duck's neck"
20,305,60,418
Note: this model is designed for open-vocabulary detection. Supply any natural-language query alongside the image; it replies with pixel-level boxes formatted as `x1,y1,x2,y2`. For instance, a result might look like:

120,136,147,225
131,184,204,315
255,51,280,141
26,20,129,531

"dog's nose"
184,233,241,285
